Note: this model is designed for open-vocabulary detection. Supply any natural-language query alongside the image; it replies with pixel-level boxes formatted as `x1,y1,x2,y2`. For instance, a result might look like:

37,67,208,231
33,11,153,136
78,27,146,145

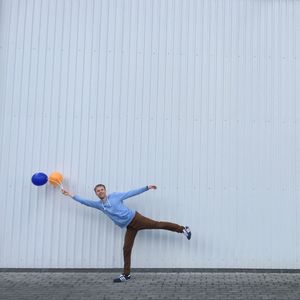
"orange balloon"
49,171,63,186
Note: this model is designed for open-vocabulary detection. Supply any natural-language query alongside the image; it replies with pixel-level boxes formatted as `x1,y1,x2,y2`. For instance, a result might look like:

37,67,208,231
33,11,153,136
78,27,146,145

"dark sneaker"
113,274,131,283
183,226,191,240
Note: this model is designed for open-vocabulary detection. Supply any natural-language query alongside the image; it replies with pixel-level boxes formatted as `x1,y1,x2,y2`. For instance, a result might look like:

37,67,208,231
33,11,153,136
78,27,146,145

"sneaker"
113,274,131,283
183,226,191,240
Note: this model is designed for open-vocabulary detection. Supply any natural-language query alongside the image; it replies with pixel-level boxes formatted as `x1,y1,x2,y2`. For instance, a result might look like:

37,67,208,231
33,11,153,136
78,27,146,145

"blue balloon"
31,172,48,186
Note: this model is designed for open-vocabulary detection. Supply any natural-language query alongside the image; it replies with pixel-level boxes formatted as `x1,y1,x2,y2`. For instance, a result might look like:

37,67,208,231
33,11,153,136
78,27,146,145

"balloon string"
50,179,64,190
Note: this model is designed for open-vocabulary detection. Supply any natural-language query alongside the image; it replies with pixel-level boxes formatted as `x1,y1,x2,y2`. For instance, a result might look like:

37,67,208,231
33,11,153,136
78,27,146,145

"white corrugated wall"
0,0,299,269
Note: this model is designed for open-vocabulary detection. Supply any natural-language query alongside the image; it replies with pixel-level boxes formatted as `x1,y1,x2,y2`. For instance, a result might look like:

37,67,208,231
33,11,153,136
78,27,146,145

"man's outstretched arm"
121,185,157,201
62,189,99,208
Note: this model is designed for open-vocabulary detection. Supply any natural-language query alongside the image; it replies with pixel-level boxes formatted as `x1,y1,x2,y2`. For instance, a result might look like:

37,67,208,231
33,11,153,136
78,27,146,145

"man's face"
95,186,106,199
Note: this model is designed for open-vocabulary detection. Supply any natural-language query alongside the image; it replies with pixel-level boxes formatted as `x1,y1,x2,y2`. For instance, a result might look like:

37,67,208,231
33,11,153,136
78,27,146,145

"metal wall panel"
0,0,299,268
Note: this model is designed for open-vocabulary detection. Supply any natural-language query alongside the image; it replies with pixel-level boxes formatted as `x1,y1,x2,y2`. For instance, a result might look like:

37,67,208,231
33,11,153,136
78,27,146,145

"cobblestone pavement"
1,272,300,300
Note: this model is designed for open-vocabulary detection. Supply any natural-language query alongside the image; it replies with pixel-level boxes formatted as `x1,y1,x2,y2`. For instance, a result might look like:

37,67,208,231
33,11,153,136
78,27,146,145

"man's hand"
148,185,157,190
61,189,73,198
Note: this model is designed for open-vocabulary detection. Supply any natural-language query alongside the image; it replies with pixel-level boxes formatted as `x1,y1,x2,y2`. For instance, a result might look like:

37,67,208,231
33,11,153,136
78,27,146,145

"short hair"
94,184,106,193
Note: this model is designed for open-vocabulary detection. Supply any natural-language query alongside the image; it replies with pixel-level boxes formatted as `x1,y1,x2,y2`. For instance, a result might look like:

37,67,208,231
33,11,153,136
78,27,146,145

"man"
62,184,191,283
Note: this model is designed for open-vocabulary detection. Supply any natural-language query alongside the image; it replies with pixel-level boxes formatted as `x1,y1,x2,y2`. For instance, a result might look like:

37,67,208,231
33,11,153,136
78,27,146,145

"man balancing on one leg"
62,184,191,283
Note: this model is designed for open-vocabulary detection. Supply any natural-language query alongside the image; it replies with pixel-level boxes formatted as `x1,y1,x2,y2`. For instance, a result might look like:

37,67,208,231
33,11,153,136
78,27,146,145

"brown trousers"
123,211,184,275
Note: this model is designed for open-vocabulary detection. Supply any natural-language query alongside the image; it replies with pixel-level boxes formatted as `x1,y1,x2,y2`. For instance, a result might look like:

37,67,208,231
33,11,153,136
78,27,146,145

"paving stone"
0,272,300,300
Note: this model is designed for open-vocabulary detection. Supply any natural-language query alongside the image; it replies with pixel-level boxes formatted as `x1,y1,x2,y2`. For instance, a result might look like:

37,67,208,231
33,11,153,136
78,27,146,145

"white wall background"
0,0,300,269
